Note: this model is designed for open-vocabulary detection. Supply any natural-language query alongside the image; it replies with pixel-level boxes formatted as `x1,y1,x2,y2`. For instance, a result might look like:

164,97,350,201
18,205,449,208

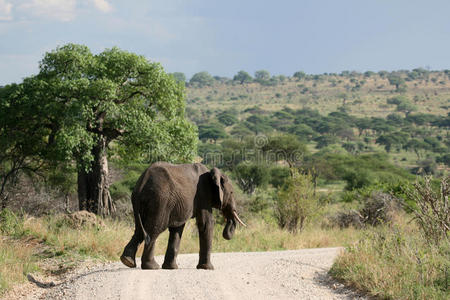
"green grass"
330,218,450,299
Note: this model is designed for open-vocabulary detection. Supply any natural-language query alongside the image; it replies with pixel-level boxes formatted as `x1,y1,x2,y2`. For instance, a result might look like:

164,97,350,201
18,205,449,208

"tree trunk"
77,137,115,216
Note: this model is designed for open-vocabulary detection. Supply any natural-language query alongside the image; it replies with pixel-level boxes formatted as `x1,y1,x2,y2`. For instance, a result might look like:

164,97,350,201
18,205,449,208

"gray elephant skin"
120,162,245,270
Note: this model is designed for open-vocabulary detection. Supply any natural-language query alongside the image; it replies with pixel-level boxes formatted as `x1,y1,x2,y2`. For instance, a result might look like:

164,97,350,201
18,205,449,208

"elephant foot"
162,261,178,269
120,255,136,268
196,263,214,270
141,260,160,270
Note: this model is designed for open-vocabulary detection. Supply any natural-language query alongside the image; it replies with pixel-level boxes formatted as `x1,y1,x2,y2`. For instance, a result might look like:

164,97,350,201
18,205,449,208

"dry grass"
330,214,450,299
186,73,450,118
0,210,362,295
145,217,361,256
0,238,39,292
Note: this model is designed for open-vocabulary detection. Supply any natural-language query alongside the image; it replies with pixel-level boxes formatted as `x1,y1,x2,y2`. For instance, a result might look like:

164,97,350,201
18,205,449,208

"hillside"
185,70,450,118
182,69,449,177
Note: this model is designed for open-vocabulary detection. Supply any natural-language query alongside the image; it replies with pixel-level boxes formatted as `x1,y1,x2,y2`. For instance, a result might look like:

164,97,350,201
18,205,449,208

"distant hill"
185,70,450,119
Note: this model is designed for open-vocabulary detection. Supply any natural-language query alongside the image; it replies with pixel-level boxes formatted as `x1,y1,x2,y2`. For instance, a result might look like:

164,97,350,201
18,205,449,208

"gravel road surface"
41,248,366,300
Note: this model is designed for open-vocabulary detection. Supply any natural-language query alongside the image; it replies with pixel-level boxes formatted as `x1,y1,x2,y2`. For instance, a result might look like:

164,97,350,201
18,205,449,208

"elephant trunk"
222,218,236,240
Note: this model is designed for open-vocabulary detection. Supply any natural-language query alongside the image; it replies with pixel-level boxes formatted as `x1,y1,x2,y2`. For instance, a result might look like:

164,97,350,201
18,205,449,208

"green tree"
293,71,306,80
198,123,227,142
288,124,316,141
275,169,318,233
388,75,407,92
2,44,197,215
355,117,371,136
233,70,252,84
343,169,374,191
314,135,339,149
189,71,214,87
342,142,358,155
396,101,417,116
171,72,186,83
245,115,273,134
404,139,430,160
387,95,408,105
262,135,308,168
0,83,50,208
217,111,238,126
437,153,450,166
254,70,270,83
269,166,291,188
233,163,270,194
230,123,254,138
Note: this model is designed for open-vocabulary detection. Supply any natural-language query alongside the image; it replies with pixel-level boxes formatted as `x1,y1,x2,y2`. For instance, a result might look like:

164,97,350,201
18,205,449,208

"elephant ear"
210,167,224,209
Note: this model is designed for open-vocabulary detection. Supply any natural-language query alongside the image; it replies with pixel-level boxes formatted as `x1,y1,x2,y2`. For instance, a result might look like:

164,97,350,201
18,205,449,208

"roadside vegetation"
0,207,361,294
1,45,449,298
330,177,449,299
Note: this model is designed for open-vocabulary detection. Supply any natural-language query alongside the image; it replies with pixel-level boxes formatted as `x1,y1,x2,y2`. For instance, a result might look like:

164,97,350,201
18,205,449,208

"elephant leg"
120,232,143,268
120,210,144,268
141,234,160,270
162,224,185,269
196,211,214,270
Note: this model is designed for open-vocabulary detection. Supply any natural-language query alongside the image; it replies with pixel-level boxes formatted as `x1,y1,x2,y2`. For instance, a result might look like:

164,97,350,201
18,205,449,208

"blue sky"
1,0,450,85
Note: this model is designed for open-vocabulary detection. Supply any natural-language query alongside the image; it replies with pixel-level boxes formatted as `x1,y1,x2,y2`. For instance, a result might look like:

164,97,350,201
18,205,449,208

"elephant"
120,162,245,270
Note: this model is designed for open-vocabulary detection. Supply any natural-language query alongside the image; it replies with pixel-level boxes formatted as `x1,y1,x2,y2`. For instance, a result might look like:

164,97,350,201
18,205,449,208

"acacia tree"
0,83,50,208
233,70,252,84
4,44,197,215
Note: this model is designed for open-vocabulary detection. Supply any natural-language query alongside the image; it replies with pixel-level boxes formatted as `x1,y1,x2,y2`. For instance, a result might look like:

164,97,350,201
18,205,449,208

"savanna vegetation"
1,46,449,298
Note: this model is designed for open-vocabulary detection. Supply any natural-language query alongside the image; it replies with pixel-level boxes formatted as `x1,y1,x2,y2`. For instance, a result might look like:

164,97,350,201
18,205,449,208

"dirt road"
43,248,365,300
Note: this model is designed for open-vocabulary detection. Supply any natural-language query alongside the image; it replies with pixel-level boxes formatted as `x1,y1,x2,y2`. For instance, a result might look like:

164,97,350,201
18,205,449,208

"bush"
275,170,318,233
189,71,214,87
343,169,374,191
331,191,402,228
405,176,449,245
233,163,270,194
329,210,364,229
269,166,290,188
360,191,402,226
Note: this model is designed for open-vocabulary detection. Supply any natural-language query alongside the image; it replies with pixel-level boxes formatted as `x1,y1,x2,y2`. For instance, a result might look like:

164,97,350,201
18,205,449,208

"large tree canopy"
0,44,197,215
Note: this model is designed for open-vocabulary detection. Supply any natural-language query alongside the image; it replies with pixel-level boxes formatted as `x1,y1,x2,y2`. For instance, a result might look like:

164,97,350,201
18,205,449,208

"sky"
1,0,450,85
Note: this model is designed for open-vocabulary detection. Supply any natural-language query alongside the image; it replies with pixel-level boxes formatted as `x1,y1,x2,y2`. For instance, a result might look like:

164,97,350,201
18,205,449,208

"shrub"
233,163,270,194
360,191,402,226
269,166,290,188
405,176,449,245
329,210,364,229
332,190,402,228
275,170,318,233
343,169,374,191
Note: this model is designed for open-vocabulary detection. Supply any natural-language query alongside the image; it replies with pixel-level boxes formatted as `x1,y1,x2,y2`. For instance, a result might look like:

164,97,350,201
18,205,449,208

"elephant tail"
138,212,151,246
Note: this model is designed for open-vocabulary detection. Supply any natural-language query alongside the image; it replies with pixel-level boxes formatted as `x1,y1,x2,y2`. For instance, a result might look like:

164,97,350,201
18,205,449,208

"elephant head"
210,168,246,240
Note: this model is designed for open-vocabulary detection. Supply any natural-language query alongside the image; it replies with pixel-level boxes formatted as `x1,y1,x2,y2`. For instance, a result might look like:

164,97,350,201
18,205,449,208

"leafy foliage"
275,170,318,233
233,70,252,84
233,163,270,194
0,44,197,214
189,71,214,87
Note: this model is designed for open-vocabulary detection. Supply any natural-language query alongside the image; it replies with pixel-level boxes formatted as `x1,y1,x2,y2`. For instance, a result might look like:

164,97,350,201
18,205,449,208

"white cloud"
91,0,112,13
16,0,113,22
0,0,13,21
19,0,77,22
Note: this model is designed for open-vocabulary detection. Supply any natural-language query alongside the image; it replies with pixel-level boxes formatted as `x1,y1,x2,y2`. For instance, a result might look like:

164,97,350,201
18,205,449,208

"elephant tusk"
233,211,247,227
